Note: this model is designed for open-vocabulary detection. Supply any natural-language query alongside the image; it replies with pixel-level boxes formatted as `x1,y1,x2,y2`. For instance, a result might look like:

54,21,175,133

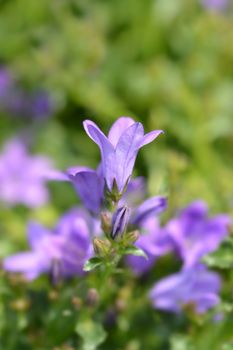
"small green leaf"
204,243,233,269
121,245,148,259
76,319,107,350
83,257,103,272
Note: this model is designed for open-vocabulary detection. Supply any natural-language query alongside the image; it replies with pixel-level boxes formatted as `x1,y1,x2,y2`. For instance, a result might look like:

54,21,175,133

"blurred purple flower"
131,196,167,226
150,264,221,314
0,66,53,120
126,217,171,275
83,117,163,193
201,0,229,10
0,68,12,99
0,138,55,207
29,91,54,120
165,201,230,268
8,90,53,120
3,209,93,281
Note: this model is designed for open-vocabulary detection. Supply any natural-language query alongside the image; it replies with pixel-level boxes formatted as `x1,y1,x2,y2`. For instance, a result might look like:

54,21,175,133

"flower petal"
131,196,167,225
140,130,164,148
27,221,51,250
3,252,49,280
108,117,135,147
69,169,104,213
114,122,144,192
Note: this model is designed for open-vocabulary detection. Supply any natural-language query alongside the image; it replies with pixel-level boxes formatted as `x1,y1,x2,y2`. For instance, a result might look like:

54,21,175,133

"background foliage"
0,0,232,349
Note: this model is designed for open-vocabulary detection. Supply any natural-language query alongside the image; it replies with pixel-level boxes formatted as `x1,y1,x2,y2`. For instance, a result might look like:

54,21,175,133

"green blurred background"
0,0,232,211
0,0,233,349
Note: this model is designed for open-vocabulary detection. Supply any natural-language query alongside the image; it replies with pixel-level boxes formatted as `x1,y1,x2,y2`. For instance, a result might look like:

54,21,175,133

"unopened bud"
100,211,112,235
10,298,30,311
71,296,82,310
93,238,111,256
49,290,59,301
125,230,140,244
111,206,131,240
86,288,99,307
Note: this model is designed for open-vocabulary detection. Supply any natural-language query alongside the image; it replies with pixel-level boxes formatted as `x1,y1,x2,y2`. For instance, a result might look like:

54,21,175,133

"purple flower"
29,90,54,120
83,117,163,193
201,0,229,10
0,138,54,207
150,264,221,314
0,66,53,120
126,217,172,275
165,201,230,268
3,209,93,281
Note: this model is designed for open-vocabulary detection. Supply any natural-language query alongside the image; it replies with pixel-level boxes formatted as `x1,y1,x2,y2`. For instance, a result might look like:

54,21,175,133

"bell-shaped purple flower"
111,206,131,239
149,264,221,314
3,209,93,281
83,117,163,193
165,201,230,268
0,138,55,207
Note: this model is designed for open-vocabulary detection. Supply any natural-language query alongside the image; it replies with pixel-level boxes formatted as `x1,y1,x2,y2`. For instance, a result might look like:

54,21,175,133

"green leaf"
121,245,148,259
204,242,233,269
83,257,103,272
76,319,107,350
170,334,194,350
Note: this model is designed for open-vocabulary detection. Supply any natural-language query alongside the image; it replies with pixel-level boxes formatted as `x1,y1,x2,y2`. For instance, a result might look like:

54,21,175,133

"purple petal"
139,130,164,148
69,169,104,213
83,120,113,155
108,117,135,147
113,122,144,192
27,221,51,250
45,170,69,181
181,200,208,219
131,196,167,225
83,120,115,190
3,252,49,280
121,176,146,206
149,265,221,314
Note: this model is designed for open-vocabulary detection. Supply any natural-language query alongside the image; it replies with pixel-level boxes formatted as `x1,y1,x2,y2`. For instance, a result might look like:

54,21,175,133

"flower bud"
86,288,99,307
111,206,131,240
100,211,112,235
124,230,140,244
93,238,111,256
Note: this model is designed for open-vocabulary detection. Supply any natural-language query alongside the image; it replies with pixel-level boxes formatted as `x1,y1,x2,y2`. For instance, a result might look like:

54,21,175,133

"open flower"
150,264,221,314
0,138,55,207
83,117,163,194
3,209,93,281
165,201,230,268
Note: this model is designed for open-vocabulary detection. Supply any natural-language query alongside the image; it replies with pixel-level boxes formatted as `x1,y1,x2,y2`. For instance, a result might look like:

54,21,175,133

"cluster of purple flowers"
0,67,53,120
3,117,230,316
0,138,55,207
